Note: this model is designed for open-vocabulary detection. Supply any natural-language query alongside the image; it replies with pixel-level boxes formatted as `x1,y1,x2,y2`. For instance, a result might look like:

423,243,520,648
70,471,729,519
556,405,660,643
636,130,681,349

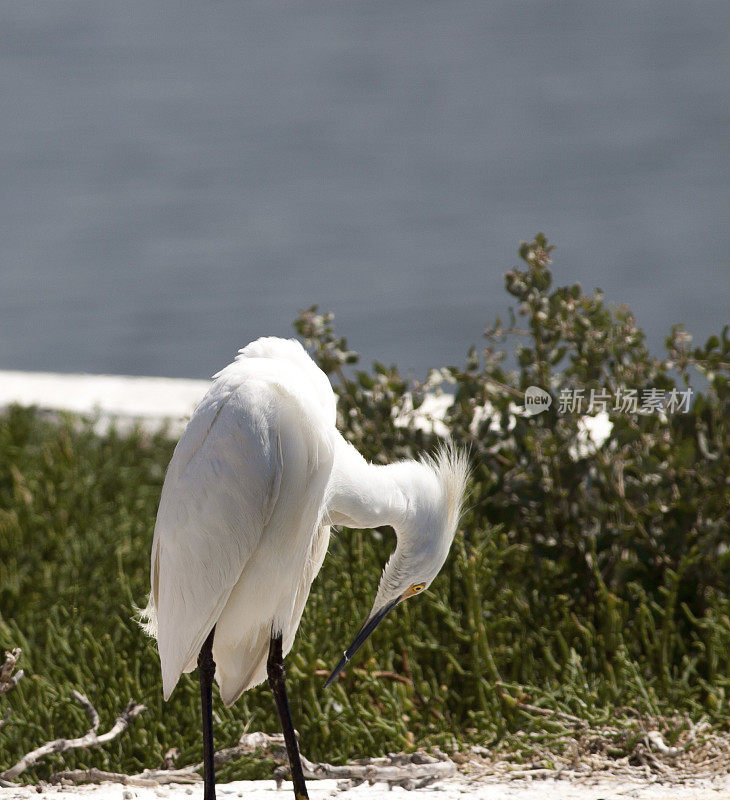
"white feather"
142,337,468,705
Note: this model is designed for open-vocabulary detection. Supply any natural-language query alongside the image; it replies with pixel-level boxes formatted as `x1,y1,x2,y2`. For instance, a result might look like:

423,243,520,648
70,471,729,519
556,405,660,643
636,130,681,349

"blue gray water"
0,1,728,379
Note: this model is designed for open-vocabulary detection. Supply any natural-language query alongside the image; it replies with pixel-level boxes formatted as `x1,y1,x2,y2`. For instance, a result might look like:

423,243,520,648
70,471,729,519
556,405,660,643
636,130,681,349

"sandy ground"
3,776,730,800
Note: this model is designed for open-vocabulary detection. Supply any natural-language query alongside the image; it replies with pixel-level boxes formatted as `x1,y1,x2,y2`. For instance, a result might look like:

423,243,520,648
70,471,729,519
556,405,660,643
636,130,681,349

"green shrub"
1,235,728,781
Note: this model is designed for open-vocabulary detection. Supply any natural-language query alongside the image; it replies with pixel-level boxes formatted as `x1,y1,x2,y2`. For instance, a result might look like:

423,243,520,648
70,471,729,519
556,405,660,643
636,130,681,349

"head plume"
420,442,470,543
371,443,470,610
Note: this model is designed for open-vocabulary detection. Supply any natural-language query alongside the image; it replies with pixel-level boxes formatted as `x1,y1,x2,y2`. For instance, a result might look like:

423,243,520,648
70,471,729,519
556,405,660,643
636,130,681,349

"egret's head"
325,445,469,687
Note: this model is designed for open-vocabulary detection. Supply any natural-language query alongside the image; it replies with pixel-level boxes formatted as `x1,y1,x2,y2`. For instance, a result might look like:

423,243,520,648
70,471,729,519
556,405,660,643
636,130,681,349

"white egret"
141,337,469,800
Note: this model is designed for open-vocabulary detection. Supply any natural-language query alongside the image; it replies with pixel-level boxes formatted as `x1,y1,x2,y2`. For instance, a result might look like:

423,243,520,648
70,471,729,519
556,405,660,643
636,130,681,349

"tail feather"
137,592,158,638
216,625,271,707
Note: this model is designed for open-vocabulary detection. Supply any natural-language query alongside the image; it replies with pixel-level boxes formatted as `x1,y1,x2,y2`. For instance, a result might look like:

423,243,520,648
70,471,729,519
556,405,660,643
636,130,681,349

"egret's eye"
401,582,426,601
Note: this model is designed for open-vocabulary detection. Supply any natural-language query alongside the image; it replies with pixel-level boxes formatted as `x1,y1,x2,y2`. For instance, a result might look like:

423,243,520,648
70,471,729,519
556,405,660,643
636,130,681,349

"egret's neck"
325,436,438,534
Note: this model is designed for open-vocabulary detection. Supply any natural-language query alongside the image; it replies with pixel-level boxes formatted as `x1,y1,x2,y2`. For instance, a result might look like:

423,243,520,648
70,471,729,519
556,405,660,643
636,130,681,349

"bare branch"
70,690,100,734
313,668,413,686
161,746,180,769
511,698,589,728
285,749,456,788
49,731,455,789
0,649,24,697
50,767,201,787
213,733,455,789
0,696,145,781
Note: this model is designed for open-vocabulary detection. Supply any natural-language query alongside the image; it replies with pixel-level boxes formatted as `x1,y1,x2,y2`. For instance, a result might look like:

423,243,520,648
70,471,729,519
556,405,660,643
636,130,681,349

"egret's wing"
150,383,282,700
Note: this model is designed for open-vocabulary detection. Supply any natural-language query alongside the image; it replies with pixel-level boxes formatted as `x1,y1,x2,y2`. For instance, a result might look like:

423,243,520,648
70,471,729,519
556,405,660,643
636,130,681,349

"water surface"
0,1,727,378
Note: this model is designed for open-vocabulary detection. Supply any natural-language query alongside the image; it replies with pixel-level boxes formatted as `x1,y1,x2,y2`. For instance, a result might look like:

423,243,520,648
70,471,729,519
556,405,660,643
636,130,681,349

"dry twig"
283,752,456,789
511,698,589,729
234,732,456,788
313,668,413,686
465,712,730,785
0,693,145,781
49,731,455,789
50,767,202,787
0,649,24,697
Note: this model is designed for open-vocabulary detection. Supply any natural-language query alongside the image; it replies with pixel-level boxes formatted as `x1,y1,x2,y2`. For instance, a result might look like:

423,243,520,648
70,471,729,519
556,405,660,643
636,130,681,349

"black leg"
198,626,217,800
267,632,309,800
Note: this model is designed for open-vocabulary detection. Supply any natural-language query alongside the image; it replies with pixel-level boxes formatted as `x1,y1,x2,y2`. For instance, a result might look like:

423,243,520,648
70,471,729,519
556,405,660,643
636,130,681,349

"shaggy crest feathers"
371,443,470,610
422,443,470,538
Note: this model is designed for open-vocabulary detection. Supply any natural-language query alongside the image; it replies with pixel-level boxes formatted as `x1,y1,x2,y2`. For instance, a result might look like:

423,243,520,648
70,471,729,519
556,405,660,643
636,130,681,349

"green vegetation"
1,236,728,782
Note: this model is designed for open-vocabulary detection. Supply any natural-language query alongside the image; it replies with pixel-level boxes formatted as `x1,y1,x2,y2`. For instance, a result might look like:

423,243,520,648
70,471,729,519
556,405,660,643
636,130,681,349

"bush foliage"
1,235,729,781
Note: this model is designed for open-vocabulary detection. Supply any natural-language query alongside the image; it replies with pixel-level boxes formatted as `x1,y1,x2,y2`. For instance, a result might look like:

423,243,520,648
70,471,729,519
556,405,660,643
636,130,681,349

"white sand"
2,776,730,800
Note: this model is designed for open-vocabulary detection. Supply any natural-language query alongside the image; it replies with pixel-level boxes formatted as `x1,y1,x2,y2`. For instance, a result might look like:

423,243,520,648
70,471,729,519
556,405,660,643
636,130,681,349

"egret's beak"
324,594,403,687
